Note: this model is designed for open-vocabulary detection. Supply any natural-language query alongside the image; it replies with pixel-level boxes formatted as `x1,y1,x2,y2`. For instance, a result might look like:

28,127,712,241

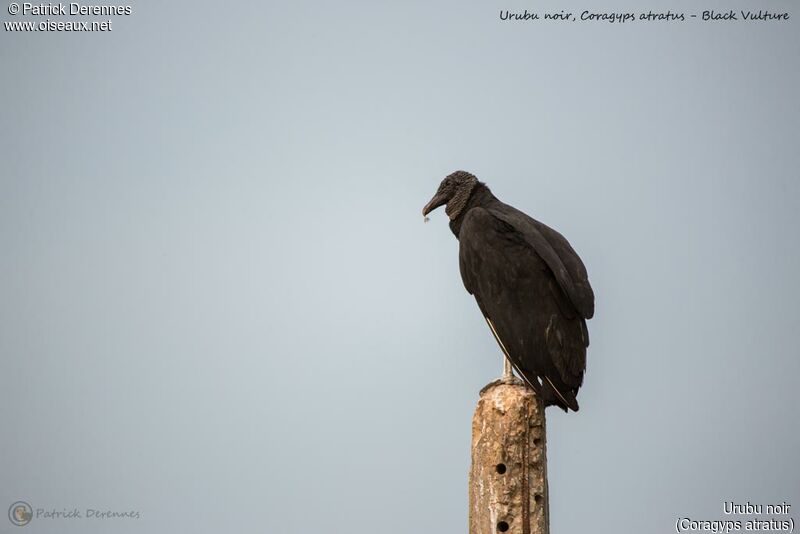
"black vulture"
423,171,594,412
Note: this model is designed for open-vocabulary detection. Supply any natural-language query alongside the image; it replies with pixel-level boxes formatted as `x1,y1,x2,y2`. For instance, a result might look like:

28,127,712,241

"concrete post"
468,380,549,534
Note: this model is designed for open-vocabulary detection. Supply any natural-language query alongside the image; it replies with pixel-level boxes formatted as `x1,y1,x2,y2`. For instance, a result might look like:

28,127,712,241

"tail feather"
543,376,579,412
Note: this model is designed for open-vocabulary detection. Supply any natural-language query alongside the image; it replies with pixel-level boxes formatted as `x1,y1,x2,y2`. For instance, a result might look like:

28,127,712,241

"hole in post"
534,494,542,503
497,521,509,532
495,463,507,474
533,438,541,446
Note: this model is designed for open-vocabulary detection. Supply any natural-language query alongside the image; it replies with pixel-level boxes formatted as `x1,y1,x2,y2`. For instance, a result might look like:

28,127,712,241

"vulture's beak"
422,193,448,217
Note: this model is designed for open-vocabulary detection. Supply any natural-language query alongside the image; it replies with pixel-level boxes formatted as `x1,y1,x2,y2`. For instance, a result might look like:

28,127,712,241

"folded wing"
458,206,592,411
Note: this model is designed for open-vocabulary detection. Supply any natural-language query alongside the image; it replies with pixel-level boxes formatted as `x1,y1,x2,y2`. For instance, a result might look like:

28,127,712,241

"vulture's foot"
479,376,523,395
499,375,523,386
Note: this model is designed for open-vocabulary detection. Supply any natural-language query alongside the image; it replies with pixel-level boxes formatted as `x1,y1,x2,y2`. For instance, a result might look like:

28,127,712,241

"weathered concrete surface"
469,380,549,534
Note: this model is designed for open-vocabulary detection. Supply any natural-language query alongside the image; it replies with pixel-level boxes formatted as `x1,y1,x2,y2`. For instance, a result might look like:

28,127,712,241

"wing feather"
458,207,589,411
490,207,594,319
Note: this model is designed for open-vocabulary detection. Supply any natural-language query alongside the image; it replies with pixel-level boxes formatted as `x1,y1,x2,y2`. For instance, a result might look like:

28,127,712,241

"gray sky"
1,1,798,533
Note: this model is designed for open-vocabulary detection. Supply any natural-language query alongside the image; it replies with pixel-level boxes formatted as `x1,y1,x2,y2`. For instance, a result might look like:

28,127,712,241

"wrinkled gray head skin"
422,170,479,220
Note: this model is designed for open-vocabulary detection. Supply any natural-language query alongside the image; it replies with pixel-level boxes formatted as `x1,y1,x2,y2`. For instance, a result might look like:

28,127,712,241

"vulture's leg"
502,356,514,381
485,317,517,383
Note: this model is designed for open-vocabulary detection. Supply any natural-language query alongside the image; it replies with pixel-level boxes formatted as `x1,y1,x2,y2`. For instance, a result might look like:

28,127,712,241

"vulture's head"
422,170,478,221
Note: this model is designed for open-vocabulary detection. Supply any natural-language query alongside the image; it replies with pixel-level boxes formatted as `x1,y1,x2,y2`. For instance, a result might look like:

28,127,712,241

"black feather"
444,178,594,412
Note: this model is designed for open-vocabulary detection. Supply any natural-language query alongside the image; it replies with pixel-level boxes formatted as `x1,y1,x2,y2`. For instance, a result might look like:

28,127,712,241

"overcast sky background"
1,1,798,533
